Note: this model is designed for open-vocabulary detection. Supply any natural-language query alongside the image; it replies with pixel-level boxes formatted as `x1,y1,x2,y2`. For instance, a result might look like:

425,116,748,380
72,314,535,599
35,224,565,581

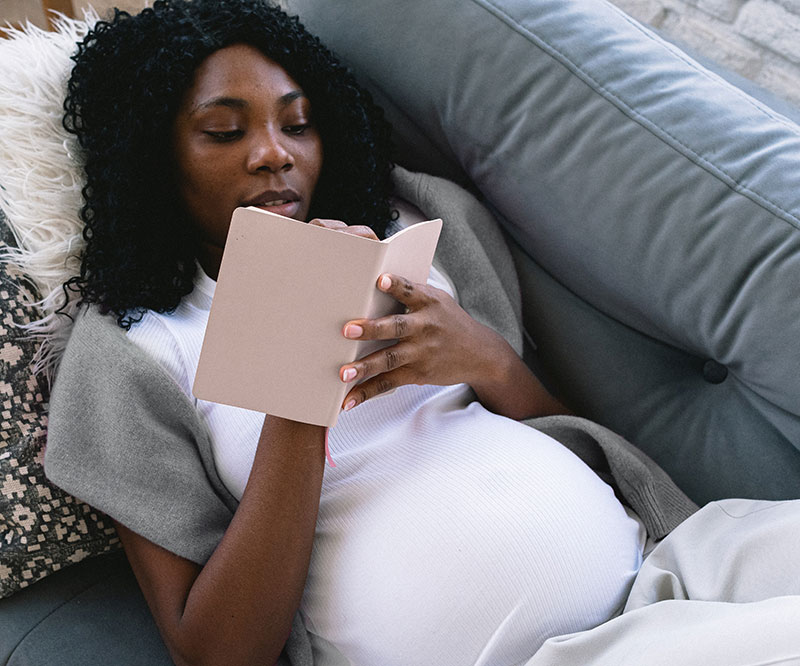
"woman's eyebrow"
279,90,306,106
190,91,307,115
190,96,247,115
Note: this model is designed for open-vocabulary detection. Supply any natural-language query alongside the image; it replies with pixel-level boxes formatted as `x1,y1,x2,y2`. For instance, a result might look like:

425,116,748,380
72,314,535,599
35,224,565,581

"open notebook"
193,208,442,427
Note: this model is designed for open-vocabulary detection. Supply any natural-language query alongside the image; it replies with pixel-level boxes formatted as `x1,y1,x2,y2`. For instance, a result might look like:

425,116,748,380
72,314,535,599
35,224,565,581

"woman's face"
173,43,323,277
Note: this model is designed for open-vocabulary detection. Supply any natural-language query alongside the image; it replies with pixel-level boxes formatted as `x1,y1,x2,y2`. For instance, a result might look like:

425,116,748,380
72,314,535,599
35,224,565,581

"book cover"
192,207,442,426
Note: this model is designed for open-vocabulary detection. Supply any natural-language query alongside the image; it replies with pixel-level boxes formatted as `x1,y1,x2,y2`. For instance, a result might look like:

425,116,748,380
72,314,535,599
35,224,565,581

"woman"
46,1,660,664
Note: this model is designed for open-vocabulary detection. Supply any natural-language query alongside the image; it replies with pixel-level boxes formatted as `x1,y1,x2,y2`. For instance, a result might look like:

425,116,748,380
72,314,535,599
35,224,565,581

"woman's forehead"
184,44,305,108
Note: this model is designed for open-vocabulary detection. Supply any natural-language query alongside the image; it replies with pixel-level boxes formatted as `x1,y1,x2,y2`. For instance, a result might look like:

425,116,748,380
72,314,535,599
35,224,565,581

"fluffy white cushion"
0,12,97,379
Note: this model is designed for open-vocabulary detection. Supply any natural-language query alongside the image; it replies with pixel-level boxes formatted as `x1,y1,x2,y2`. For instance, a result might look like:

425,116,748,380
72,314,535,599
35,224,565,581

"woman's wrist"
467,331,569,420
465,329,513,397
257,416,328,465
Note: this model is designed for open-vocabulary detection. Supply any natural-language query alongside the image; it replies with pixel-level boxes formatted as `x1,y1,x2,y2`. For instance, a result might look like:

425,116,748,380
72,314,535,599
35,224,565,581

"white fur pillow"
0,12,98,380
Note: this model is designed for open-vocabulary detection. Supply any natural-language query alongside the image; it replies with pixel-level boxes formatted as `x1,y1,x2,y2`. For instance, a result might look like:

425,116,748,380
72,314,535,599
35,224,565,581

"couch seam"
471,0,800,232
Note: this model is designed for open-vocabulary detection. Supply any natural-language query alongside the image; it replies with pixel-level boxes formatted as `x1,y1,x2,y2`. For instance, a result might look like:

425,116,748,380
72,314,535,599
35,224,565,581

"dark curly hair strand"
63,0,395,329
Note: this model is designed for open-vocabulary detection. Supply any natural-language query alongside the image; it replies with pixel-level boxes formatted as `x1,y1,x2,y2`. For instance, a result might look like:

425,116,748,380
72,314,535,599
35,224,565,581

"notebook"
193,207,442,426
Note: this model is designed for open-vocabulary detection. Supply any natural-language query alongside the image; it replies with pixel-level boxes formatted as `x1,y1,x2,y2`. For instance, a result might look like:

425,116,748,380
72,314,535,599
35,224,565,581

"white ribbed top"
127,262,645,666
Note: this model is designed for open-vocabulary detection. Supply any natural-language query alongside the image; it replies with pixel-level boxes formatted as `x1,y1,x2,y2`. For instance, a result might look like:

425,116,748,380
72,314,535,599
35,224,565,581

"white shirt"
127,232,644,666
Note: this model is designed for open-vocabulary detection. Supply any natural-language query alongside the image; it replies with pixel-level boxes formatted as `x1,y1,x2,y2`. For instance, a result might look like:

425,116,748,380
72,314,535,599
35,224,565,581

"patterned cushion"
0,212,119,599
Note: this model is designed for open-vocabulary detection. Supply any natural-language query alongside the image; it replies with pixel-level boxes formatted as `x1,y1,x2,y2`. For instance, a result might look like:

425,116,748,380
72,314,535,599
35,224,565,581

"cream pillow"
0,12,98,379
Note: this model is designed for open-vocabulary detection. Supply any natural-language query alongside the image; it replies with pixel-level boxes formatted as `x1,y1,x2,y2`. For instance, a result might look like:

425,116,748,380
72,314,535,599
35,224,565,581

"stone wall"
608,0,800,106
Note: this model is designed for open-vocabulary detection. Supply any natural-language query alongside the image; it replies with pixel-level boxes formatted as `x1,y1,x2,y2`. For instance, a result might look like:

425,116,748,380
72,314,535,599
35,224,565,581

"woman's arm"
116,416,326,666
339,273,570,420
115,219,385,666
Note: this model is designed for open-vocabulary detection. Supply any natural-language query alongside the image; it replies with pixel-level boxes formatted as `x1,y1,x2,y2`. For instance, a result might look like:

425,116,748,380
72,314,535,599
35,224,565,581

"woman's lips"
250,199,301,218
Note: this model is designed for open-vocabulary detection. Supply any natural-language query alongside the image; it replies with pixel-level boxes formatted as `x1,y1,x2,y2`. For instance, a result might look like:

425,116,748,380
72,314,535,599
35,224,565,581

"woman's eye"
284,124,311,136
204,130,242,141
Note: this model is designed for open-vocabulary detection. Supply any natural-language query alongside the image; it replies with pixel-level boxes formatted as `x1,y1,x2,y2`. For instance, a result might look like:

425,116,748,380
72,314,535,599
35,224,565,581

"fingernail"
379,275,392,290
344,399,356,411
344,324,363,339
342,367,357,382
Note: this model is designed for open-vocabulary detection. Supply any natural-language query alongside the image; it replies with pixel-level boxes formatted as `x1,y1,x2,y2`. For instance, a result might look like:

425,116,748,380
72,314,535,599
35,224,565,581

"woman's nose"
246,128,293,173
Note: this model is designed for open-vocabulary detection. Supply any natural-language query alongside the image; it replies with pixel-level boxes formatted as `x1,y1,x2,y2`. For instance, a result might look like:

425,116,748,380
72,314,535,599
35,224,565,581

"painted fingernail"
344,324,363,339
344,399,357,411
342,367,357,382
379,275,392,290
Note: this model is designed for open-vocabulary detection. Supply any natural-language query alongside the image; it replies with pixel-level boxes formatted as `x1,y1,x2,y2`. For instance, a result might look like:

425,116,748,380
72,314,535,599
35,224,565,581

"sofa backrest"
285,0,800,504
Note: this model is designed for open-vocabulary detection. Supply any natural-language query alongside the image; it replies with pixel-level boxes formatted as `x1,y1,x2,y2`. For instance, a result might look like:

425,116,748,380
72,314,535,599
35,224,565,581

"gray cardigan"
45,167,696,665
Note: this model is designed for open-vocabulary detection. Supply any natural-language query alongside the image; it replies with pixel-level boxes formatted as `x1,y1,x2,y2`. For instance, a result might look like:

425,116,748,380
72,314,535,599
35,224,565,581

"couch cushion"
0,551,171,666
0,16,90,380
286,0,800,503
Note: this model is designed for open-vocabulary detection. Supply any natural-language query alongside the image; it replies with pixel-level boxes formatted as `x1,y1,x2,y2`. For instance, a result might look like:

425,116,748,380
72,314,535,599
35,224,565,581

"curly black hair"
63,0,394,328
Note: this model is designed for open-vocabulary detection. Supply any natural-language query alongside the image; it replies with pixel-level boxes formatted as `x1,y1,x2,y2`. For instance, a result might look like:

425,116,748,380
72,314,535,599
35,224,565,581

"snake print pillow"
0,214,119,598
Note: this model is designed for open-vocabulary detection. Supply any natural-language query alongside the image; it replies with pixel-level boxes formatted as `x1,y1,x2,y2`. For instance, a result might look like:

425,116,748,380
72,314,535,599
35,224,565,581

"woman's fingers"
346,225,380,240
342,275,436,341
308,218,347,230
343,312,414,341
308,218,379,240
341,367,413,412
340,342,413,385
375,273,427,307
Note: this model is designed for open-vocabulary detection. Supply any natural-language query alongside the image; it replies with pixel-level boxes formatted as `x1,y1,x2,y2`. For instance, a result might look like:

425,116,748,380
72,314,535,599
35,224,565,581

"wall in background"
2,0,799,106
73,0,149,15
1,0,147,29
610,0,800,107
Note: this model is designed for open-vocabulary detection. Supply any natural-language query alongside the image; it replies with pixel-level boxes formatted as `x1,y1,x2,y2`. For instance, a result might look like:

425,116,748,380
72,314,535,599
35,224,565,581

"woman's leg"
525,499,800,666
526,596,800,666
626,498,800,608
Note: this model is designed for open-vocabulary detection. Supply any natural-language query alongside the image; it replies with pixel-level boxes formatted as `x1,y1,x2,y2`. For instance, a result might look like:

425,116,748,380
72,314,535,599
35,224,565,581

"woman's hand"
339,273,491,397
309,218,379,240
339,273,570,420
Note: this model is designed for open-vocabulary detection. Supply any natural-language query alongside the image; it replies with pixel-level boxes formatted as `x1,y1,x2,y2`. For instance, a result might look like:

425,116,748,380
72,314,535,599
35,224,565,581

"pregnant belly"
301,388,644,666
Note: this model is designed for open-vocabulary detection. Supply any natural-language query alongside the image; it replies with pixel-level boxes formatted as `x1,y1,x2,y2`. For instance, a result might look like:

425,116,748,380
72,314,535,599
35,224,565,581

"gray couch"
2,0,799,663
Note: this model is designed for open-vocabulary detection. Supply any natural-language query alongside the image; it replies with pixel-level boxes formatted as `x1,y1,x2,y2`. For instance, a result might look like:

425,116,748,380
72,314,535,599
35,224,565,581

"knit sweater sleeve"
44,306,236,565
